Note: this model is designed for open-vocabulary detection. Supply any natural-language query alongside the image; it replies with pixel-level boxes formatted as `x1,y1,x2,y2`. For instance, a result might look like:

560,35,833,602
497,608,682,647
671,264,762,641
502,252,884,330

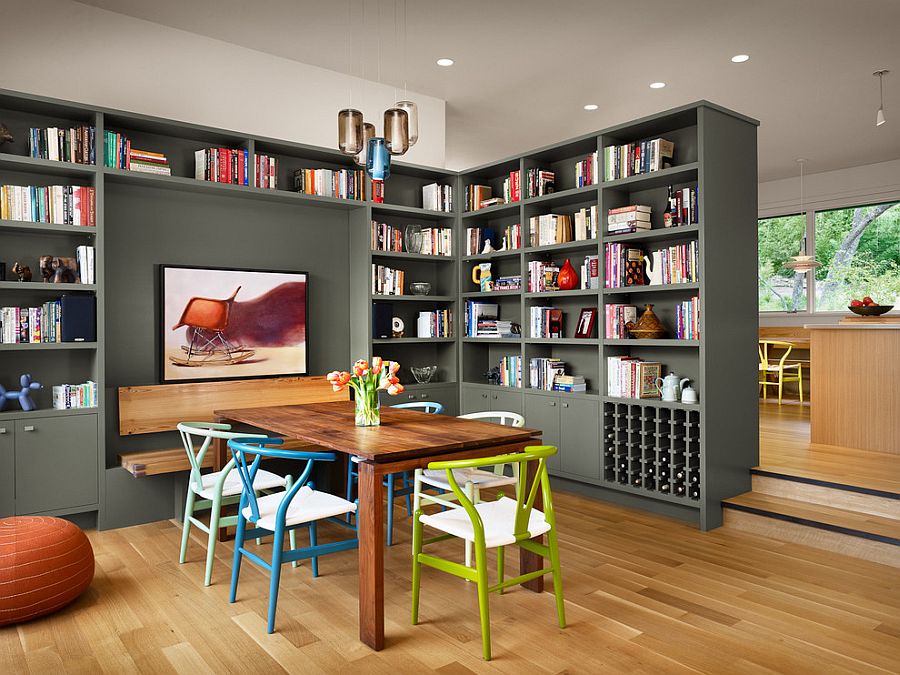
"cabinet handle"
492,394,498,400
482,393,488,399
419,393,427,399
562,402,569,408
408,394,415,400
550,402,556,407
23,425,35,432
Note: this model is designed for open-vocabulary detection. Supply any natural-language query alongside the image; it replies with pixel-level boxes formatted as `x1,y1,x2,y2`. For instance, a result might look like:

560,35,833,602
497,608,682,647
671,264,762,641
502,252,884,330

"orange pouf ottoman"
0,516,94,626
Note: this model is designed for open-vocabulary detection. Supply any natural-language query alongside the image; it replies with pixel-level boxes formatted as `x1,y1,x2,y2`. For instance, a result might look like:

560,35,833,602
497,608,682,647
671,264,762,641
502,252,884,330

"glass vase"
355,388,381,427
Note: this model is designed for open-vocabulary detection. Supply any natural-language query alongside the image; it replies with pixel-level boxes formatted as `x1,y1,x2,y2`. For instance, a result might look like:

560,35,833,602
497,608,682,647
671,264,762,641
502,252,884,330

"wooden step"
751,470,899,520
722,492,900,568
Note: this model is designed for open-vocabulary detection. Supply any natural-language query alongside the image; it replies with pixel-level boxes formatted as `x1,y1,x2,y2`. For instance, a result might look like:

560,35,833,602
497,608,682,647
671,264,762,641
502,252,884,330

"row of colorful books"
574,206,600,240
0,301,61,343
52,381,98,410
603,138,674,181
647,242,699,286
530,306,563,338
255,154,278,189
604,304,638,339
371,264,405,295
668,185,700,227
29,126,95,164
524,168,555,199
294,167,365,200
607,356,661,399
103,131,171,175
416,310,452,338
580,255,601,289
464,224,523,256
675,296,700,340
529,214,573,247
422,183,453,212
465,184,494,212
502,171,521,203
529,357,566,391
0,185,95,226
194,148,250,185
575,152,598,187
498,355,522,387
372,220,404,253
527,260,560,293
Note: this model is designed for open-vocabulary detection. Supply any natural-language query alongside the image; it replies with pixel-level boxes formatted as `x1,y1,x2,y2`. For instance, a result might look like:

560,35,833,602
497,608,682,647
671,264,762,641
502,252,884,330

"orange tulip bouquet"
327,357,404,426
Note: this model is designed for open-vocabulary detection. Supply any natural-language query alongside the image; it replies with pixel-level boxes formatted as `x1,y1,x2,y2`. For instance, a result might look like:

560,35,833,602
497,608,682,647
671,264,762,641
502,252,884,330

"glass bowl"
410,365,437,384
409,282,432,296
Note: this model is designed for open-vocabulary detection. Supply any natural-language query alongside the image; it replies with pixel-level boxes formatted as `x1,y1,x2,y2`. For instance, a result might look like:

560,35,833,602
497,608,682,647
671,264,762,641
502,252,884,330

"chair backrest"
458,411,525,427
176,422,261,493
228,437,337,525
392,401,444,414
427,445,558,542
758,340,793,369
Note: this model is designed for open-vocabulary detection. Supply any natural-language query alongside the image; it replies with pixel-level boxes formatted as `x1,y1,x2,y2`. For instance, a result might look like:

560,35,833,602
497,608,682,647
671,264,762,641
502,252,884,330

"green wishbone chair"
411,445,566,661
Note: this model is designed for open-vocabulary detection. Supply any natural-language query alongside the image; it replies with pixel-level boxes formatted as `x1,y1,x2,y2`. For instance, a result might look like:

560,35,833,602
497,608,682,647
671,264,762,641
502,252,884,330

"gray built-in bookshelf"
0,89,756,531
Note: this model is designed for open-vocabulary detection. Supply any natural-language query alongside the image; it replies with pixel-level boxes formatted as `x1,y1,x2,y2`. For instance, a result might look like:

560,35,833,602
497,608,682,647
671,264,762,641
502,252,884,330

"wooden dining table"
212,400,544,651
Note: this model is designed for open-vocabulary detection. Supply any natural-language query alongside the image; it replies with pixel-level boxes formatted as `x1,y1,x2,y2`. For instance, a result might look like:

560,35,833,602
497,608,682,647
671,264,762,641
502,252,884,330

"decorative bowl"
409,282,431,296
410,365,437,384
848,304,893,316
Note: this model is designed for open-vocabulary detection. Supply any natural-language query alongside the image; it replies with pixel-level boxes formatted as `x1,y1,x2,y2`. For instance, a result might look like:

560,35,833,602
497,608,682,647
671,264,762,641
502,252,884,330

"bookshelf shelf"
461,248,523,262
370,251,455,263
462,337,522,343
371,337,454,344
525,387,599,398
0,282,97,292
525,338,600,345
601,162,699,192
0,342,98,351
0,153,98,178
524,288,600,299
461,290,521,298
526,239,599,255
602,339,700,347
370,203,453,219
0,219,97,237
522,183,598,207
602,282,700,295
601,395,700,410
461,202,519,220
370,294,454,302
604,224,699,244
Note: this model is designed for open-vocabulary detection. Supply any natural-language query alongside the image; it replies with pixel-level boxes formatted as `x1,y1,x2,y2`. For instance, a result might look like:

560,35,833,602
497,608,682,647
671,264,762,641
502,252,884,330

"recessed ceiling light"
436,58,454,67
649,82,666,89
731,54,750,63
583,104,598,111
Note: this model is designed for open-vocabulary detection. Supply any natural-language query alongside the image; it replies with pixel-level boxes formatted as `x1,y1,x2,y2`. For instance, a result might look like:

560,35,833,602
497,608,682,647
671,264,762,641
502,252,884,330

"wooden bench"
117,376,347,477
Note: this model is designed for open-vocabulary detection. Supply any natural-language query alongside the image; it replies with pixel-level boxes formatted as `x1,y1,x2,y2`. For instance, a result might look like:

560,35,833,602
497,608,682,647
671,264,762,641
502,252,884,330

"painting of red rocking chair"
160,265,308,383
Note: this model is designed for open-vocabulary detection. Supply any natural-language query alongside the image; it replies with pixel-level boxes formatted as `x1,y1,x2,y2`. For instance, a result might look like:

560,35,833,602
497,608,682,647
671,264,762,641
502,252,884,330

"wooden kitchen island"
807,323,900,454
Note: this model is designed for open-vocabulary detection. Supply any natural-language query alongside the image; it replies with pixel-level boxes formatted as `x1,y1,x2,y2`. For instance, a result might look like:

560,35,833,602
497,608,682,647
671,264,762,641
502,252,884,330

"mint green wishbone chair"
411,445,566,661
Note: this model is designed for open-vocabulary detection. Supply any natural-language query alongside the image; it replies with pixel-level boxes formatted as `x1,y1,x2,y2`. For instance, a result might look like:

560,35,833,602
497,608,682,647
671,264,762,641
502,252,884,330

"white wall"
0,0,446,168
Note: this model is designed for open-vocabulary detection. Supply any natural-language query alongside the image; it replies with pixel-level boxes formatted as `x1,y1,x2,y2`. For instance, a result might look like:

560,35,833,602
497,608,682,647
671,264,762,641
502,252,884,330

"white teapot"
656,373,689,402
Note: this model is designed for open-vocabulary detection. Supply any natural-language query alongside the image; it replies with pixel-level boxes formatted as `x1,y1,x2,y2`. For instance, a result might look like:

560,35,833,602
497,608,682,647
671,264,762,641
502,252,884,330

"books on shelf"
422,183,453,212
604,304,638,339
372,220,403,253
607,356,661,399
498,355,522,387
0,185,95,226
530,306,563,338
503,171,521,203
646,242,699,286
527,260,560,293
465,301,516,338
371,264,404,295
529,214,573,247
608,205,651,234
675,296,700,340
52,381,97,410
493,275,522,291
465,184,493,212
524,169,555,199
417,309,452,338
529,357,566,391
575,152,598,187
104,131,171,175
254,154,278,189
194,148,250,185
372,221,452,256
465,224,522,255
666,185,699,227
574,206,599,241
293,167,365,200
1,301,60,343
128,150,171,176
580,255,600,289
604,244,646,288
75,245,95,284
553,375,587,393
29,126,95,164
603,138,674,181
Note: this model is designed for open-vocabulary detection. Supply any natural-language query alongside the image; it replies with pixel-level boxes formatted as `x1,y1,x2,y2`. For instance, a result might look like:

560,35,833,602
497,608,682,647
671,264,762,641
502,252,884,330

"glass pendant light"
384,107,409,156
366,136,391,203
874,70,889,127
338,108,364,155
354,122,376,166
393,100,418,147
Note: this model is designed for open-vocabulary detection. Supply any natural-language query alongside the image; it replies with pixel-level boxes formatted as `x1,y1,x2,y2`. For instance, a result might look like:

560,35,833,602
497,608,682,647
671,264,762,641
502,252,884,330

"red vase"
557,259,578,290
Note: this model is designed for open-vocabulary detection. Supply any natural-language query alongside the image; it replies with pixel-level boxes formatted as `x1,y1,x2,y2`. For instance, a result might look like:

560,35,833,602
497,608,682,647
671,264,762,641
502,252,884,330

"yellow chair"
758,340,803,404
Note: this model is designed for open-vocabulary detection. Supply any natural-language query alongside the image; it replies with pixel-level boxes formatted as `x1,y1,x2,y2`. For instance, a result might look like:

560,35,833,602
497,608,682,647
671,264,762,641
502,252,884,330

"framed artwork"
574,308,597,338
160,265,308,383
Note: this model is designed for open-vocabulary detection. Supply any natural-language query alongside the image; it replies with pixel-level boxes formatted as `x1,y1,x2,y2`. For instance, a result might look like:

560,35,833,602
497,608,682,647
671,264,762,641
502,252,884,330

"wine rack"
603,402,701,503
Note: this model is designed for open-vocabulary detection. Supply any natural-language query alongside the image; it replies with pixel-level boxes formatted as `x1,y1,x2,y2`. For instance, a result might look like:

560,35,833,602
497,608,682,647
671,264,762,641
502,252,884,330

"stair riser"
723,508,900,569
751,475,899,520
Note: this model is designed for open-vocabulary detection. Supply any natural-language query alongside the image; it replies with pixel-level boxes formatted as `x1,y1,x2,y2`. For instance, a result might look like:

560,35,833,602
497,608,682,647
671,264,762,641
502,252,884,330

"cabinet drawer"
383,384,458,416
0,424,13,517
14,415,99,515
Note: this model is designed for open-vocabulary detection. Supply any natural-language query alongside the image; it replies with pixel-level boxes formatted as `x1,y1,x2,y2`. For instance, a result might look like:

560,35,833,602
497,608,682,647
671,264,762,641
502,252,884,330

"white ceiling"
76,0,899,180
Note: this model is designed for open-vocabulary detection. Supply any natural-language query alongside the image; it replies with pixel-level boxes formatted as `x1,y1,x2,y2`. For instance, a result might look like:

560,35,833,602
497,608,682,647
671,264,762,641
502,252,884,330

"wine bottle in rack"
658,454,670,466
659,483,671,493
690,486,700,500
658,468,670,481
690,473,700,485
674,483,686,496
632,475,642,488
674,467,686,481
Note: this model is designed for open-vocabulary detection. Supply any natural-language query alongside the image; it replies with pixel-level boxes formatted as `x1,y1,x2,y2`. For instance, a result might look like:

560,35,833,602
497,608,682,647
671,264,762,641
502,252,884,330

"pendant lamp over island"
338,108,364,156
384,107,410,155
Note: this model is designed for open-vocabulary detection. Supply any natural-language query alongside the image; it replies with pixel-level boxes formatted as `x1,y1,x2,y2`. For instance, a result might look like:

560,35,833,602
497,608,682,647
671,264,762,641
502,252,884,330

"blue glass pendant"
366,137,391,181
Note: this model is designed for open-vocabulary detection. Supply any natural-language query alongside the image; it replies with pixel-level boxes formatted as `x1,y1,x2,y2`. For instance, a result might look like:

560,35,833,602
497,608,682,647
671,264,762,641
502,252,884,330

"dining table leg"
357,460,385,650
520,455,545,592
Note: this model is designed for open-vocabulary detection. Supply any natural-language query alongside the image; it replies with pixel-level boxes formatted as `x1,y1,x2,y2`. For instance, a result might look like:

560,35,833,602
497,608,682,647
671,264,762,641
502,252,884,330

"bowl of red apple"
848,296,893,316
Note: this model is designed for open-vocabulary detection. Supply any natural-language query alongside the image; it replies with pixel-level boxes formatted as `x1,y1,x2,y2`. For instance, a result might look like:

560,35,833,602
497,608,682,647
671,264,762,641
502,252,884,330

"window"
758,214,807,312
758,201,900,313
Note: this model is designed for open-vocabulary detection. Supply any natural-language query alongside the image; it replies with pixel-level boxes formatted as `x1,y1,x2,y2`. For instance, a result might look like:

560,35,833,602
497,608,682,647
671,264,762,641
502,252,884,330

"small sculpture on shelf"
0,123,13,147
39,256,78,284
484,366,501,386
625,304,666,339
0,374,43,412
11,262,32,282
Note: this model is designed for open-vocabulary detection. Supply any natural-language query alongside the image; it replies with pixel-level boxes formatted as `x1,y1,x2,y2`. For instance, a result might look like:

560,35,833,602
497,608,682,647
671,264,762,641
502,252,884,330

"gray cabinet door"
524,395,561,472
15,415,99,515
462,386,492,414
385,384,458,416
0,424,13,517
489,388,524,416
560,399,601,480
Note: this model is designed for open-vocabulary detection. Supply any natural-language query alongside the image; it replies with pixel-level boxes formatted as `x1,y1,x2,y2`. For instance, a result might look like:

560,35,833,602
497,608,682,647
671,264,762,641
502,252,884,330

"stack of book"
575,152,598,187
371,264,404,295
0,300,62,343
529,357,566,391
608,205,651,234
527,261,560,293
0,185,95,226
417,309,452,338
493,274,522,291
646,242,699,285
553,375,587,393
524,168,555,198
103,131,171,175
52,381,98,410
76,245,95,284
194,148,250,185
29,126,95,164
603,138,674,181
607,356,661,399
128,149,171,175
604,244,646,287
502,171,521,203
422,183,453,212
675,296,700,339
579,255,601,289
498,355,522,387
529,214,573,247
604,304,638,338
254,154,278,189
293,167,365,200
574,206,599,240
465,184,493,211
530,306,563,338
372,220,403,252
